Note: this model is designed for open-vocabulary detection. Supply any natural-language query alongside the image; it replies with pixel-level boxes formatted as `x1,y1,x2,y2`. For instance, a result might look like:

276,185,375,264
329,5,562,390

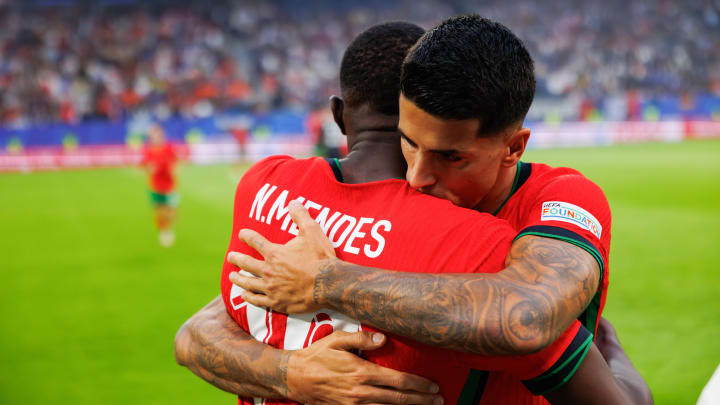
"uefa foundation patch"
540,201,602,239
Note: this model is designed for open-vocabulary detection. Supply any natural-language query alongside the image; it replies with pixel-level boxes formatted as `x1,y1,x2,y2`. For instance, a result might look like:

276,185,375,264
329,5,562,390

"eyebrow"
398,128,461,155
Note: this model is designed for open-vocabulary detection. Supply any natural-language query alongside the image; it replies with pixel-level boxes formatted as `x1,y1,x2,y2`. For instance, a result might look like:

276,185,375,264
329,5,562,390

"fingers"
324,330,387,351
228,272,274,308
229,271,267,294
238,289,273,308
238,228,275,257
227,251,266,277
365,367,440,397
360,386,443,405
316,331,441,402
288,200,324,237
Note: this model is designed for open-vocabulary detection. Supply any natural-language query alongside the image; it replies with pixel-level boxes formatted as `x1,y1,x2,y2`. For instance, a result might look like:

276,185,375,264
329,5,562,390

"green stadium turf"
1,139,718,404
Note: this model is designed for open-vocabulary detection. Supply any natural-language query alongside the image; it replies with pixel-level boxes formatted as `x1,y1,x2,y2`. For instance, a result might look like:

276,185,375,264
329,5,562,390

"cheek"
449,167,493,203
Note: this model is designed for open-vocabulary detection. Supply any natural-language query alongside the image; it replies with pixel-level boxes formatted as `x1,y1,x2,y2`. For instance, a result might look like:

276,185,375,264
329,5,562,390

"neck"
474,162,519,214
338,133,405,184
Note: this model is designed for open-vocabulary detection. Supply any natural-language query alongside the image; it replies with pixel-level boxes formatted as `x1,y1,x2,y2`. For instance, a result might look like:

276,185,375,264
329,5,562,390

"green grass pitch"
1,139,718,404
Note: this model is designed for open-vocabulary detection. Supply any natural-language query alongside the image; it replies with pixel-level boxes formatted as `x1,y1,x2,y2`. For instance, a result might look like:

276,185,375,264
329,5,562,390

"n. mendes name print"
249,182,392,259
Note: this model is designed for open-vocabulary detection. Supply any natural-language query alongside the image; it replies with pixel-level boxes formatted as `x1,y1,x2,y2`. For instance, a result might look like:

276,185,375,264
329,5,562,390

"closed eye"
399,131,417,148
438,152,462,162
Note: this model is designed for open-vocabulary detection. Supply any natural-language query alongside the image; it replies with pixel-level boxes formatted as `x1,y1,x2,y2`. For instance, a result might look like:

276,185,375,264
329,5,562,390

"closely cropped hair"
340,22,424,115
401,15,535,136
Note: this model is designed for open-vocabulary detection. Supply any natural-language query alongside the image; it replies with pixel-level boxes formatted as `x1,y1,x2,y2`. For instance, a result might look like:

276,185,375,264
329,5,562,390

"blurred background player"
141,124,179,247
230,121,249,167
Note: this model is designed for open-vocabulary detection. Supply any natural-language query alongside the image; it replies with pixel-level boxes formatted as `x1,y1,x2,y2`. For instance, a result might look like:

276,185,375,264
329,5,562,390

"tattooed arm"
174,295,288,397
229,203,600,356
311,235,598,355
174,295,443,404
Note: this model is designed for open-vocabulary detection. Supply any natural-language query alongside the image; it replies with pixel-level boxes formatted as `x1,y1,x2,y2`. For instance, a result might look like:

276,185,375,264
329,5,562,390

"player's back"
220,156,516,403
223,155,513,280
221,156,584,405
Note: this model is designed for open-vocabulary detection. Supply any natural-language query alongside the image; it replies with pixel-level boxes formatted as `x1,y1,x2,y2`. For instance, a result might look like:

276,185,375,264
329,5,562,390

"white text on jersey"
249,182,391,258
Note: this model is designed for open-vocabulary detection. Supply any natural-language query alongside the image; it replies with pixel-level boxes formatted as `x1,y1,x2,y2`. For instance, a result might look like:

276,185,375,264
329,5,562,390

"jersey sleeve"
445,218,591,379
521,323,593,395
516,173,610,271
451,319,591,387
515,173,611,334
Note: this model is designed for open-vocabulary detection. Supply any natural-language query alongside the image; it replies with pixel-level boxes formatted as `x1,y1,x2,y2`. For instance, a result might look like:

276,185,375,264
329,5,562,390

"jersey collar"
492,161,532,215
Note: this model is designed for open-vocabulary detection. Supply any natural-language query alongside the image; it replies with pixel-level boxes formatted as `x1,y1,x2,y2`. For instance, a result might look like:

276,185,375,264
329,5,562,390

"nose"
407,154,436,190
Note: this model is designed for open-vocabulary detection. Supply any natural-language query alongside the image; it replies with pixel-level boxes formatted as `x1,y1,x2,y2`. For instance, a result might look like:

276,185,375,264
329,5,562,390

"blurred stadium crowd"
1,0,718,127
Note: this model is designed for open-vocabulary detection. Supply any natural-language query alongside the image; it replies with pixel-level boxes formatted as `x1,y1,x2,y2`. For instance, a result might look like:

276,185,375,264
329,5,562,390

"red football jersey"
141,143,177,193
220,156,588,405
496,162,611,336
480,161,612,405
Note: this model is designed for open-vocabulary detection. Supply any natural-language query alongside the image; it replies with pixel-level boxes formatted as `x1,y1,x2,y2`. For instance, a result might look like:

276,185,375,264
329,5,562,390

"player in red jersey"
224,16,651,405
141,124,178,247
175,21,651,405
220,154,596,405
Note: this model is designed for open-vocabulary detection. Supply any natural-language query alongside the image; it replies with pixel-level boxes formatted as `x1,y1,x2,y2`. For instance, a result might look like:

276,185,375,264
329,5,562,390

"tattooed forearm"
174,296,290,398
314,235,600,355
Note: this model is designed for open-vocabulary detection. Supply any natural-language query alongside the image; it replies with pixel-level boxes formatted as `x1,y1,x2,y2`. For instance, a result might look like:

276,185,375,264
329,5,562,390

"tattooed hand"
288,331,443,405
227,201,336,314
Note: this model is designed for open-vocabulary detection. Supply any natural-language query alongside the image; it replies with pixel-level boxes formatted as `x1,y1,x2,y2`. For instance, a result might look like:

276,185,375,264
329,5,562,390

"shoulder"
405,191,516,245
530,162,591,186
237,155,330,194
241,155,317,179
526,163,608,205
507,162,611,240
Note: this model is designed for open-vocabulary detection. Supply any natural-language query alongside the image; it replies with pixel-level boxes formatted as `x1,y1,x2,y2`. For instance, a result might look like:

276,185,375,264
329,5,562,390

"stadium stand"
0,0,718,125
0,0,718,171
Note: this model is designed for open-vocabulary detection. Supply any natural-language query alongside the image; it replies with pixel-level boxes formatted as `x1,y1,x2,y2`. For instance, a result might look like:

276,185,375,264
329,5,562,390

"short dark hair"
340,22,424,115
401,14,535,136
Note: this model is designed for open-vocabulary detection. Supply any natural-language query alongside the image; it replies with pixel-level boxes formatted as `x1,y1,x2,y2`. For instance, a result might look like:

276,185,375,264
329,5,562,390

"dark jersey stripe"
522,325,593,395
457,369,489,405
515,225,603,273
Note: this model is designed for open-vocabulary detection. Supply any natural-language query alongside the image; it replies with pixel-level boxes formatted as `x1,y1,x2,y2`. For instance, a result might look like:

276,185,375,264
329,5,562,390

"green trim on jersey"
492,161,522,215
527,333,593,383
513,231,604,276
535,334,593,395
515,230,604,333
581,294,602,337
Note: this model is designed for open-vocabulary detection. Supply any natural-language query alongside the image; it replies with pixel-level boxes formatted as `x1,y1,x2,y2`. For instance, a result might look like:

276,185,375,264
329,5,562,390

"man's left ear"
330,95,346,134
502,127,530,167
